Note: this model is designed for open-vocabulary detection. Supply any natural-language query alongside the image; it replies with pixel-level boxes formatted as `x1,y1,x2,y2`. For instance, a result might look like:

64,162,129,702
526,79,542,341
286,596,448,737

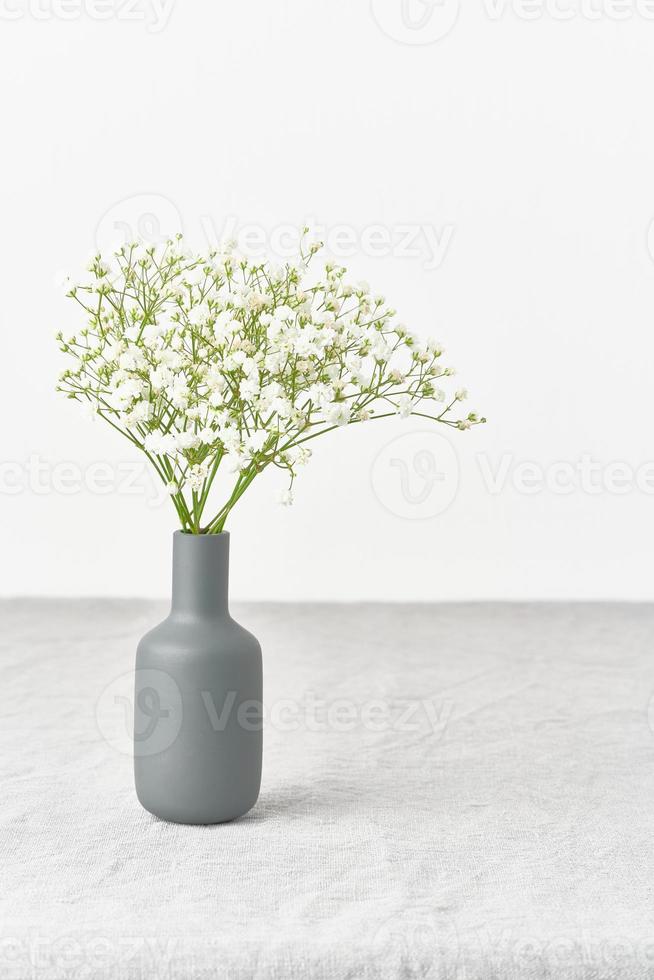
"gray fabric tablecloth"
2,600,654,979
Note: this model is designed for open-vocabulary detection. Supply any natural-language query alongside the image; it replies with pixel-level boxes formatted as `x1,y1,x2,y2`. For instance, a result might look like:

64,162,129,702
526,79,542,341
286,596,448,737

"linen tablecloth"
2,600,654,979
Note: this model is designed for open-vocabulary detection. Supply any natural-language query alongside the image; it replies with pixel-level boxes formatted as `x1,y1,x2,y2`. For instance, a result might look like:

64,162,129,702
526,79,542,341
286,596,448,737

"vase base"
136,793,259,826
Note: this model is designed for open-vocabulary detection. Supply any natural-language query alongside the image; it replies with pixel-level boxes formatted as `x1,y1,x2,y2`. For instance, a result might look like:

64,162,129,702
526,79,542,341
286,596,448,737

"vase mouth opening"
174,530,230,540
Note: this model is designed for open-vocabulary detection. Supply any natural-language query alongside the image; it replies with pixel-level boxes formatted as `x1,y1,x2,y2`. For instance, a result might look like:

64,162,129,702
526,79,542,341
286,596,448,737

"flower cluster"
56,235,484,532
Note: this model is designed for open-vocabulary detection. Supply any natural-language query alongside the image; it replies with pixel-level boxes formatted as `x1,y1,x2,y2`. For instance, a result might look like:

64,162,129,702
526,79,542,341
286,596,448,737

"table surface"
2,600,654,980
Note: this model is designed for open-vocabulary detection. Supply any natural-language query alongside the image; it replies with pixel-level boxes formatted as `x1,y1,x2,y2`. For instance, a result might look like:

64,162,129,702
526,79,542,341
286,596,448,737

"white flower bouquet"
57,234,484,533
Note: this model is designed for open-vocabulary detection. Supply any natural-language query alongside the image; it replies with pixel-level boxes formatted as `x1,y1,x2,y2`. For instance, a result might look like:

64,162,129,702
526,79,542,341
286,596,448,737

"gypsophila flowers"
56,233,484,533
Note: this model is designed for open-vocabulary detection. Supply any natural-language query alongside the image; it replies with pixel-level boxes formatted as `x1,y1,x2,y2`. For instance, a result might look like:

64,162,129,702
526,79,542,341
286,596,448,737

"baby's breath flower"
396,395,414,419
277,489,294,506
53,270,74,295
56,233,483,533
326,403,351,427
188,463,209,491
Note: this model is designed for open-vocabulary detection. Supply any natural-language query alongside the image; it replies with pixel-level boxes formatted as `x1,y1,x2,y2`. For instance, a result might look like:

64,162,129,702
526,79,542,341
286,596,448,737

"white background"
2,0,654,600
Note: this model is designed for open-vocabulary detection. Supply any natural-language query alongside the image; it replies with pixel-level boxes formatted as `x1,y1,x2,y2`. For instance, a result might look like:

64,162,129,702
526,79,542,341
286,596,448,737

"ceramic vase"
134,531,262,824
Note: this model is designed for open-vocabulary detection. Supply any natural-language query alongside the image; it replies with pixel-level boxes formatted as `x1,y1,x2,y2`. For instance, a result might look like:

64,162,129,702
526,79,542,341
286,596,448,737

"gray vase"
134,531,262,824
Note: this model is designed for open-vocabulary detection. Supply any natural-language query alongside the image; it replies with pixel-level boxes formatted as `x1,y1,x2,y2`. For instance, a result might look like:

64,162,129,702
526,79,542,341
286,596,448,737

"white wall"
3,0,654,600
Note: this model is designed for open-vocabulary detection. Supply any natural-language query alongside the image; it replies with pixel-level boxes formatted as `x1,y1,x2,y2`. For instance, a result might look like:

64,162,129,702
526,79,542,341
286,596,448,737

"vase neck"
170,531,230,618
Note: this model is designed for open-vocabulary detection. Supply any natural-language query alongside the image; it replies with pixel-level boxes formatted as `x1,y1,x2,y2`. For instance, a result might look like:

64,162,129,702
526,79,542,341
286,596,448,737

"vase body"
134,531,262,824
